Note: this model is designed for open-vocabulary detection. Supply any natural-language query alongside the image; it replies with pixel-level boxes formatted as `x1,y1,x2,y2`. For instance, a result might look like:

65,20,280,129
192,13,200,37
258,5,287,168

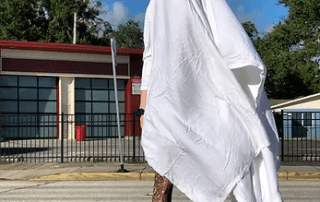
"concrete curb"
277,172,320,181
31,173,156,181
30,172,320,181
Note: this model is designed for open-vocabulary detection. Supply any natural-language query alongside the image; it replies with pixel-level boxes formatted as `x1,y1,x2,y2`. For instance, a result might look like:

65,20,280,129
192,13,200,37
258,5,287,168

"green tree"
114,19,144,49
97,21,114,47
242,21,259,40
0,0,144,48
0,0,45,41
41,0,103,44
254,0,320,99
0,0,106,45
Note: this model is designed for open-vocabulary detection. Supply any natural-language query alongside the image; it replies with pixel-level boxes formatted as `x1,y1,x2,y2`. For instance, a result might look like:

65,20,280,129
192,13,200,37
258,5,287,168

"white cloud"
100,1,145,30
264,23,276,34
100,1,128,29
234,5,263,24
236,5,245,14
133,12,146,29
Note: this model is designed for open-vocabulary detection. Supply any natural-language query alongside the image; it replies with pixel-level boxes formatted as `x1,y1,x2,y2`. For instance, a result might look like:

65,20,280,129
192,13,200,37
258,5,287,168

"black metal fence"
2,110,319,164
0,113,145,163
277,110,320,163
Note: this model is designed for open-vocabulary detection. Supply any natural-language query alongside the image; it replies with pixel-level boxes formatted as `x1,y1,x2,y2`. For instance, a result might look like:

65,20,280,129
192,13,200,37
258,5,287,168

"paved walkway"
0,162,319,181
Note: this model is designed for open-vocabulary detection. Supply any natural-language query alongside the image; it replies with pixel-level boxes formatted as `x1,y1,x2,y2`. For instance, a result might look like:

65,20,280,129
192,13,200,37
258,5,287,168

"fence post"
132,113,136,162
61,113,64,163
280,110,284,162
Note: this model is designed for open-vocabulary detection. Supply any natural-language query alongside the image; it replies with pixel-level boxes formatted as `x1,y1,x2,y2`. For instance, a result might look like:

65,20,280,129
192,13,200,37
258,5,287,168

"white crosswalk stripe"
0,180,319,201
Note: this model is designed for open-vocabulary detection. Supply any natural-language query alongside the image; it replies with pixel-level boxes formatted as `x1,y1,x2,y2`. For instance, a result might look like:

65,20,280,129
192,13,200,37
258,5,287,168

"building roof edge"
271,93,320,110
0,40,143,55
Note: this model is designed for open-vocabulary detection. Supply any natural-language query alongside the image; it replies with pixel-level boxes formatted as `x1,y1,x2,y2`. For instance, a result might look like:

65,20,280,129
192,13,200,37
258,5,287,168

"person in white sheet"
139,0,283,201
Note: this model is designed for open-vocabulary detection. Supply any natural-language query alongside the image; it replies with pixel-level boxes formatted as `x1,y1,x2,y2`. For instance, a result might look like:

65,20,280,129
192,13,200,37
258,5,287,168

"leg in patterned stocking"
152,172,173,202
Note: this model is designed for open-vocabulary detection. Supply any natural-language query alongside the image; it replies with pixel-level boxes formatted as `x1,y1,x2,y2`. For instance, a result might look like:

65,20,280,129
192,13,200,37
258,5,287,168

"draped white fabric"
141,0,282,201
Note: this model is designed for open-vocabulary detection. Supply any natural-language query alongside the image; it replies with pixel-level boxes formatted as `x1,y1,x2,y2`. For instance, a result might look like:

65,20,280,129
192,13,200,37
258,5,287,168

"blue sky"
99,0,289,34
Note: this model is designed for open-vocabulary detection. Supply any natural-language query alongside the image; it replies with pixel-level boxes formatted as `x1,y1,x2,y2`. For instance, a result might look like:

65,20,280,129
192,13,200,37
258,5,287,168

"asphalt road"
0,180,319,202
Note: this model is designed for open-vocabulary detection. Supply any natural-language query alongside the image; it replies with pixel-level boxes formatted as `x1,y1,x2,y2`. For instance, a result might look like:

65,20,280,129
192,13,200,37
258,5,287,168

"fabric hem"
221,141,269,202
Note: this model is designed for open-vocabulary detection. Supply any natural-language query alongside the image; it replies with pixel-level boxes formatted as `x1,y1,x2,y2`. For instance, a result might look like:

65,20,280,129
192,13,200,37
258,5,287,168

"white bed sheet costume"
140,0,283,201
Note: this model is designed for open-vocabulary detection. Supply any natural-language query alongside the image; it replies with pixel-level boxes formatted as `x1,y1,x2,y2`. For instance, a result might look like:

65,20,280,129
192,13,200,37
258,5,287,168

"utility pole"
73,12,77,44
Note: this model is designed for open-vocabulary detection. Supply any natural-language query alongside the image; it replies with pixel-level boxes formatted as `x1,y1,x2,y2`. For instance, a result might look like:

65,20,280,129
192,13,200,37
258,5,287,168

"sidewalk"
0,162,319,181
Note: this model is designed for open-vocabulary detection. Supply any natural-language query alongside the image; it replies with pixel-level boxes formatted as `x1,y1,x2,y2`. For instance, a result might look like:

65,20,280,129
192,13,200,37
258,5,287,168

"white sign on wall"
132,83,141,95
